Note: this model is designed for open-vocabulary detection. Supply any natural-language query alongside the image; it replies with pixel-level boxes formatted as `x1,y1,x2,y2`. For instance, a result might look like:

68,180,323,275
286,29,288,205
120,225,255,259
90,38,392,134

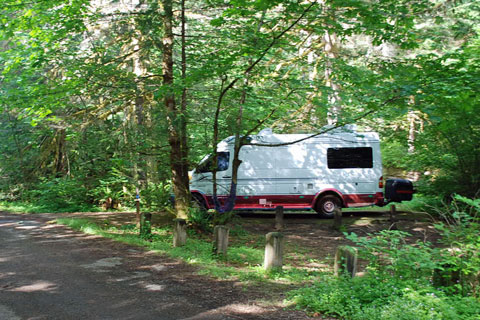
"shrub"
187,207,213,232
289,274,480,320
187,207,238,233
141,181,172,211
346,230,437,280
434,195,480,297
24,177,94,212
89,169,129,209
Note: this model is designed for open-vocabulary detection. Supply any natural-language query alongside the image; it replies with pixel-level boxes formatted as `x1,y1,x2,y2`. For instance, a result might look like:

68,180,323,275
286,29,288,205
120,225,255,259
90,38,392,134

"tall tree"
160,0,190,219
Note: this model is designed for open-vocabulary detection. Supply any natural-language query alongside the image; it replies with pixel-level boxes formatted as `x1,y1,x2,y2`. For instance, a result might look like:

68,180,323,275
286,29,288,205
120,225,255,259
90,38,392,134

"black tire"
315,195,341,218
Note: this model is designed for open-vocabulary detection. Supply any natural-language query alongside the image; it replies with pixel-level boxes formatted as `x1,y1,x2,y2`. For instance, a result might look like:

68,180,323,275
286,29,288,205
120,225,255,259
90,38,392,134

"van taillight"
379,176,384,188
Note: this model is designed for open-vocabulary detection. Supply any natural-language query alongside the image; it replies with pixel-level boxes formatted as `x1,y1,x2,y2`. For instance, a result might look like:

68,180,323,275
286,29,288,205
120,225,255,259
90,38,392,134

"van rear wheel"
315,195,341,218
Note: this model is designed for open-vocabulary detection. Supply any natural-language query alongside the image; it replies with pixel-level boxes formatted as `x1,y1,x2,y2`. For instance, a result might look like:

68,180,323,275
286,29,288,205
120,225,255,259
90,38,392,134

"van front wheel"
192,193,207,211
315,195,341,218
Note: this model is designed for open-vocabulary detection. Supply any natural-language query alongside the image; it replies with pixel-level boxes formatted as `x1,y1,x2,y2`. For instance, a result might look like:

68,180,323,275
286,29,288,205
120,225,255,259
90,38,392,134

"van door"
237,146,275,196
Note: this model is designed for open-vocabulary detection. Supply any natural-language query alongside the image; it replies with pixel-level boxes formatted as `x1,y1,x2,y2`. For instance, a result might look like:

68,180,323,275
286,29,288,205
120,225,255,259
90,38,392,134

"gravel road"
0,212,311,320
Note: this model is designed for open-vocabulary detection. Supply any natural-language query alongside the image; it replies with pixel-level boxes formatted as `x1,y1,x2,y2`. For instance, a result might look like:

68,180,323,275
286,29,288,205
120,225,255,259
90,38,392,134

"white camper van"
190,126,386,217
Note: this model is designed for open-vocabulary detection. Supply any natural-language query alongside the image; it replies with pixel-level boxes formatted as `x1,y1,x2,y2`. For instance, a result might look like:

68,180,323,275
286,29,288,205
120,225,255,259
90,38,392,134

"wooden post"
275,206,284,231
389,205,397,221
389,205,398,230
334,245,358,278
173,219,187,247
135,188,141,228
332,208,342,231
213,225,229,257
264,232,284,270
140,212,152,238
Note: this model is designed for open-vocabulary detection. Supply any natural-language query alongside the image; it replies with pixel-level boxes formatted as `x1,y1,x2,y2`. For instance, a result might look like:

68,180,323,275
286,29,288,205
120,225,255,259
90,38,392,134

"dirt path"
0,212,312,320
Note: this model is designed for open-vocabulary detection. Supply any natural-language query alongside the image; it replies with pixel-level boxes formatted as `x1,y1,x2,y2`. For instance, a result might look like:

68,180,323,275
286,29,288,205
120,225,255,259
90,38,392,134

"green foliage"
141,181,172,211
347,199,480,297
289,274,480,320
0,201,58,214
228,245,263,266
377,31,480,199
89,169,130,208
187,208,238,232
187,207,214,232
211,210,237,226
23,178,96,213
434,195,480,296
347,230,437,280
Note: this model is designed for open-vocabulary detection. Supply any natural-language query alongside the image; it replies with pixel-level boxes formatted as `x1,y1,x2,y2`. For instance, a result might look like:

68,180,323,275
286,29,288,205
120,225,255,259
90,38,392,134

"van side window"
197,152,230,173
217,152,230,171
327,147,373,169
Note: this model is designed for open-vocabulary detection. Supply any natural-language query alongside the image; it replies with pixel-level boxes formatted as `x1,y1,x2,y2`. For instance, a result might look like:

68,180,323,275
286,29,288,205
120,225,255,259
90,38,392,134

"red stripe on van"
343,192,384,207
198,192,384,210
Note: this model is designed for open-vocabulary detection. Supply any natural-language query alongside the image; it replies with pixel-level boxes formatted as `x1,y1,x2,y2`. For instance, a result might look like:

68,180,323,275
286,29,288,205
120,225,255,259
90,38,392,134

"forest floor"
57,208,440,271
0,209,440,319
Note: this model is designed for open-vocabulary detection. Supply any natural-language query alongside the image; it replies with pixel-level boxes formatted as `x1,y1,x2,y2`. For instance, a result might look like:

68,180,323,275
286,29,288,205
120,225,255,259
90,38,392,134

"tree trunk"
53,129,67,176
179,0,190,201
162,0,189,219
132,34,149,187
324,30,342,125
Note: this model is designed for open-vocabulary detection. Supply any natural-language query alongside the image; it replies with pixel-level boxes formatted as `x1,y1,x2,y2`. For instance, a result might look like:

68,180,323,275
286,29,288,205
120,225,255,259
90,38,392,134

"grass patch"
0,201,44,214
0,200,100,214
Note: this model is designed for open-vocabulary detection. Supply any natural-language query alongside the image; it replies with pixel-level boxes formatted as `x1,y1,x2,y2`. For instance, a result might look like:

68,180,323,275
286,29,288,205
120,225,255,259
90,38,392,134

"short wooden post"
389,205,397,221
213,225,229,257
173,219,187,247
332,208,342,230
275,206,284,231
334,245,358,278
135,188,141,228
264,232,284,270
140,212,152,238
389,205,398,230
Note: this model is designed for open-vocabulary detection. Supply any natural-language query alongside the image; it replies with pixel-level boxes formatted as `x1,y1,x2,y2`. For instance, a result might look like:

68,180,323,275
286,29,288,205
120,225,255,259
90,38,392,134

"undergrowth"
289,274,479,320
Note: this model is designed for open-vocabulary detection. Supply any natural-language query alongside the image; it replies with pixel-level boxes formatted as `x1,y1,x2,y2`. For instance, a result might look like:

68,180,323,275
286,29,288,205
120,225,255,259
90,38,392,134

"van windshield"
197,152,230,173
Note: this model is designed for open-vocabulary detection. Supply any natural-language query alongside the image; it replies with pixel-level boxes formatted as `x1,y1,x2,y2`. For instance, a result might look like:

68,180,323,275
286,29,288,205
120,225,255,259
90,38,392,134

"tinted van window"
327,147,373,169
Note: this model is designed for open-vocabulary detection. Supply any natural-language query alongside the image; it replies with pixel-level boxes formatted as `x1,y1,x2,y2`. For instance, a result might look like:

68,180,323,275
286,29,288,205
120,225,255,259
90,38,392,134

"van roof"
220,126,379,146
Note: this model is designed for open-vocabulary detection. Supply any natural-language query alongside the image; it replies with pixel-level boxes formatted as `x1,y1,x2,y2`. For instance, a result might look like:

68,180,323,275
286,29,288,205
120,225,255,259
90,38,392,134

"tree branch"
249,95,401,147
216,1,317,106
